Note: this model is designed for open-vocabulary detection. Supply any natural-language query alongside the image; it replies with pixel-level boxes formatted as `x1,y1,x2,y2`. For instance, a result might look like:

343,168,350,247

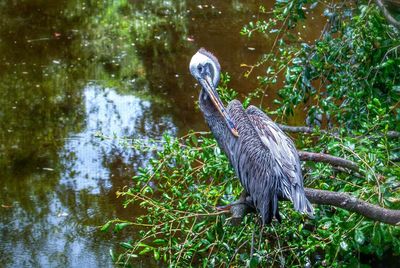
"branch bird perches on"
230,188,400,226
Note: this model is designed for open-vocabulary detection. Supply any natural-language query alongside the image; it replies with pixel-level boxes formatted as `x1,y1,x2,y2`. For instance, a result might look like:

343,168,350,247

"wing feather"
245,106,303,198
225,101,279,223
221,101,313,221
246,105,314,217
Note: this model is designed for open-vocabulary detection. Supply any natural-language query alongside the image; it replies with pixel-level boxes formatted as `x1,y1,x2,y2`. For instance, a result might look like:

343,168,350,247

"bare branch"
277,123,400,139
298,151,359,172
228,188,400,226
304,188,400,225
276,123,327,135
376,0,400,29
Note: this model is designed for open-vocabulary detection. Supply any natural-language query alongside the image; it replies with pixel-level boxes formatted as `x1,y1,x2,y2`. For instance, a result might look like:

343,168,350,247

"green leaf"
100,221,112,232
355,229,365,245
380,59,394,68
225,182,233,195
340,240,349,251
109,249,116,262
139,246,153,255
249,256,260,268
114,222,132,232
153,239,166,245
191,134,198,146
120,242,134,250
154,250,160,261
206,230,215,242
372,227,382,245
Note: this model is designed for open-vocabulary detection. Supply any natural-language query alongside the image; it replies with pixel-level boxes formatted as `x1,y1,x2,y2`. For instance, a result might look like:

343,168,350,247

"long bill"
199,75,239,137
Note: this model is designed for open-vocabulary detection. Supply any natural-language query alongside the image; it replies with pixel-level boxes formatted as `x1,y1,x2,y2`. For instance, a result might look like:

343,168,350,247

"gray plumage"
189,48,314,224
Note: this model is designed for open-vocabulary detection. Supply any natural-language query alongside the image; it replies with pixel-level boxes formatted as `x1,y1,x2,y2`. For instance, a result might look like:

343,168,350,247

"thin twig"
277,123,400,138
227,240,248,267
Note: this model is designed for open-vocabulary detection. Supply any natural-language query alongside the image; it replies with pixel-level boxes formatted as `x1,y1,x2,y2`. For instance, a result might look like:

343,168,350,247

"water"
0,1,273,267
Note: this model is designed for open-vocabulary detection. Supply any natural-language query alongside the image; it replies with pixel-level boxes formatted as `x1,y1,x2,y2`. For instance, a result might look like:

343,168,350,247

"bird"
189,48,314,224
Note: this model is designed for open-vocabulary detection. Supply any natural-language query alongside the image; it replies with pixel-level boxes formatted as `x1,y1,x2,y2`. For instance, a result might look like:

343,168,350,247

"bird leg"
250,224,256,257
215,200,242,212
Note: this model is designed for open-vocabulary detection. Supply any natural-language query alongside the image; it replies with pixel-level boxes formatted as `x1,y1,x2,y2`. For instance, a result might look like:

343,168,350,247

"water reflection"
0,0,269,267
62,85,177,194
1,83,174,266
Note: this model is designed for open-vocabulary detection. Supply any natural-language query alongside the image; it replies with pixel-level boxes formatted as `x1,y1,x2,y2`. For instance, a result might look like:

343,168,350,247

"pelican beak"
199,75,239,137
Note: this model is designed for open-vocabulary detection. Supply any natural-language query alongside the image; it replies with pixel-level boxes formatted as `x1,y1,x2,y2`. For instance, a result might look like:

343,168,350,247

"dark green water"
0,1,276,267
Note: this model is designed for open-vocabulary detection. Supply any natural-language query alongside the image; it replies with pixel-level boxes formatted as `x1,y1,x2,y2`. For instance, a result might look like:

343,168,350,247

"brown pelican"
189,48,314,224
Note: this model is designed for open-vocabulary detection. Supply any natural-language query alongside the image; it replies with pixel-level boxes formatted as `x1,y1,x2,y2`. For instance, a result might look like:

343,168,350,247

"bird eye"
197,65,203,72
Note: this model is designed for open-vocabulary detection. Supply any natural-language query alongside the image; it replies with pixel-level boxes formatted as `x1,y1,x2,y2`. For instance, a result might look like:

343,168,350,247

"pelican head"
189,48,239,137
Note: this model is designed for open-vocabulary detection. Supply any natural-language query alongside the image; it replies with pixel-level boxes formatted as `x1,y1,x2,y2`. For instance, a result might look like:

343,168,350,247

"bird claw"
215,204,234,211
215,199,253,212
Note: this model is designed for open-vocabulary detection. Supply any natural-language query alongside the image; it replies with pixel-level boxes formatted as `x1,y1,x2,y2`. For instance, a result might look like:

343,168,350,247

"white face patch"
190,52,209,70
189,51,220,87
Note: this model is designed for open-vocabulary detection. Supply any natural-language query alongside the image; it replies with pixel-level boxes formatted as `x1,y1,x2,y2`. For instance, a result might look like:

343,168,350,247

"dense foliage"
103,1,400,266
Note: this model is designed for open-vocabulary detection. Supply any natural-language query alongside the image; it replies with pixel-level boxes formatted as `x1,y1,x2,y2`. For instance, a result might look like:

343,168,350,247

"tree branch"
376,0,400,29
276,123,327,135
298,151,359,172
228,188,400,226
277,123,400,139
304,188,400,225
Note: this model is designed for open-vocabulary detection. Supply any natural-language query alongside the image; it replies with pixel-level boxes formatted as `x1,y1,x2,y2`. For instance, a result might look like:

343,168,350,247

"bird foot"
215,200,246,212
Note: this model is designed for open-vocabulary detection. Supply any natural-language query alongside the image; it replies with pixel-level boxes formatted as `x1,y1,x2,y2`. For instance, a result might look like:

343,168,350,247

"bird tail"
293,186,314,218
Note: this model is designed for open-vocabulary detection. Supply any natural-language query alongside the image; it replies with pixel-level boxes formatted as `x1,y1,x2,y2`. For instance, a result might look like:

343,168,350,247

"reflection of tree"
0,2,88,266
0,1,195,265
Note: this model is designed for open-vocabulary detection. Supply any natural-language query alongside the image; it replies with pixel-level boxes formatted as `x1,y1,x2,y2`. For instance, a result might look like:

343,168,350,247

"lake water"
0,1,275,266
